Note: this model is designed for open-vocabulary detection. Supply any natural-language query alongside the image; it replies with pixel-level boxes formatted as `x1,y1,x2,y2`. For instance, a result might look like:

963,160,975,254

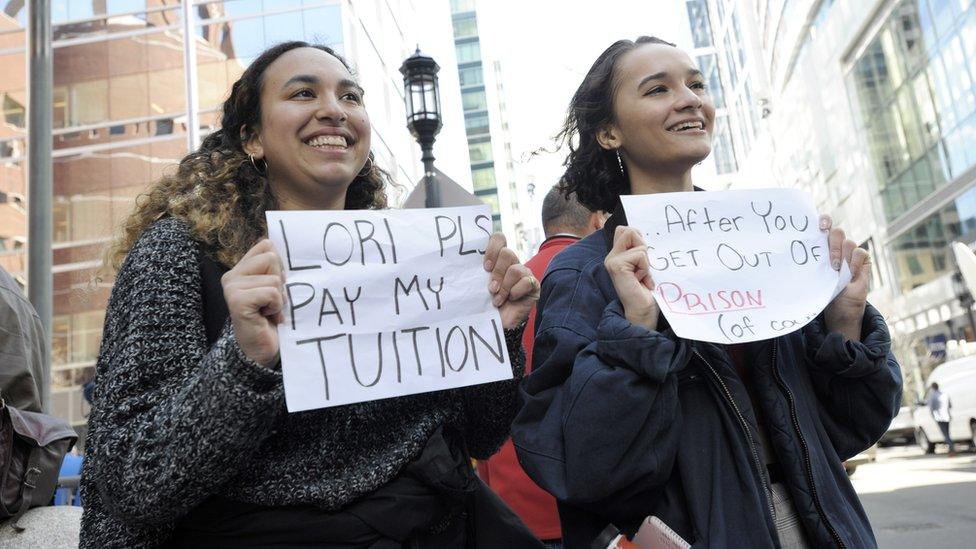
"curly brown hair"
108,41,390,270
557,36,675,212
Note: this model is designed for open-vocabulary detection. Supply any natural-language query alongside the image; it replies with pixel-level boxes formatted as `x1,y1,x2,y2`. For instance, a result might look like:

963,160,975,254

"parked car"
844,444,877,476
879,406,915,446
912,356,976,453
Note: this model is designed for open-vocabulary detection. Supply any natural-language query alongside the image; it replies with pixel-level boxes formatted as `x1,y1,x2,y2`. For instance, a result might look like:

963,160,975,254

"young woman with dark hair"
512,37,901,548
81,42,540,548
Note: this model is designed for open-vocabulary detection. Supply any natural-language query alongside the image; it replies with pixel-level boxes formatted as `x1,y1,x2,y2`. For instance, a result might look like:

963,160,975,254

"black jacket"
511,214,902,548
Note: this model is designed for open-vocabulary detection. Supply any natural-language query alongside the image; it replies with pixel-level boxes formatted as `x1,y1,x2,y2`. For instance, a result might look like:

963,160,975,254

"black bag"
0,399,77,530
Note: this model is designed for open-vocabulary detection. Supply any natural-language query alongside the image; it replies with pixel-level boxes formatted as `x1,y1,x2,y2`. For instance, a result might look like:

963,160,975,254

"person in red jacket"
479,185,606,548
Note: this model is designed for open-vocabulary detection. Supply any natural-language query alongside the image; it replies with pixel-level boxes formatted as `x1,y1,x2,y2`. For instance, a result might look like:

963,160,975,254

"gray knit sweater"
79,218,525,548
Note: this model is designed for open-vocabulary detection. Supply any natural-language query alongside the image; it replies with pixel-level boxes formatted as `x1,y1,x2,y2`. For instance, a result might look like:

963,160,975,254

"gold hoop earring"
249,154,266,175
358,156,374,177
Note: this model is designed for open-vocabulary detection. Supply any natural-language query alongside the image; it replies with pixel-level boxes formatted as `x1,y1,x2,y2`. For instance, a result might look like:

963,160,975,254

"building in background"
0,0,468,444
448,0,536,256
681,0,773,189
681,0,976,394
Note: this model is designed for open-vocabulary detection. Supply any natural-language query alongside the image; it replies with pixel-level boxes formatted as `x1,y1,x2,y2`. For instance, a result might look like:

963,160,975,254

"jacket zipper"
692,349,776,521
769,341,846,548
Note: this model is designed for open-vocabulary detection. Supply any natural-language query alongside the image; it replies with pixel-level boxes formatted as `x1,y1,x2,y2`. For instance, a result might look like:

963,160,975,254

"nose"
314,94,347,123
673,84,703,112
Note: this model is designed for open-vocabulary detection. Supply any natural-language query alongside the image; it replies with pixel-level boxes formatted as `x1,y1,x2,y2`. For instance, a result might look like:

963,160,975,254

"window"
468,140,493,164
458,66,484,87
456,41,482,64
686,0,713,48
450,0,476,14
2,95,25,128
465,112,490,136
453,14,478,38
851,0,976,223
472,167,496,191
477,191,500,213
462,88,487,111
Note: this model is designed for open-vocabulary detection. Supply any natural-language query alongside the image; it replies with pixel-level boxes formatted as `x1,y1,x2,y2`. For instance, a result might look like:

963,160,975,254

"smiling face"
598,43,715,175
244,47,371,210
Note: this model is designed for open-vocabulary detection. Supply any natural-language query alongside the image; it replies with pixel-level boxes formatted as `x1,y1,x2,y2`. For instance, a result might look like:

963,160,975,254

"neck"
272,178,348,211
627,163,695,195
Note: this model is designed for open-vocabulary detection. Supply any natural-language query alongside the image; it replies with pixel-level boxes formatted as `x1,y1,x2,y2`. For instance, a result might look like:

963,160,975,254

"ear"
590,210,608,231
596,123,621,151
240,125,264,159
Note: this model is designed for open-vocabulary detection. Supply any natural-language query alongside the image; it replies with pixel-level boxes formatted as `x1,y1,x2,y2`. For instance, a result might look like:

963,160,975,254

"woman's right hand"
222,239,285,368
605,226,659,331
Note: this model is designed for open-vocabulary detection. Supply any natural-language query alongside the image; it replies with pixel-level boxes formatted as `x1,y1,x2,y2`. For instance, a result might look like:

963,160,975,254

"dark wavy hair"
557,36,675,212
108,41,390,269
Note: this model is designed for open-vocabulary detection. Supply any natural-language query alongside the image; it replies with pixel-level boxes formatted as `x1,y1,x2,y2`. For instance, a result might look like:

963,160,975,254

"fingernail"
484,260,493,271
832,259,840,270
489,280,500,293
820,217,829,230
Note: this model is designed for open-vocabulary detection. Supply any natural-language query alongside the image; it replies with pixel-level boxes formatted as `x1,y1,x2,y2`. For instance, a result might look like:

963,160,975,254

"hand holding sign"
222,238,286,368
605,226,660,330
484,232,540,329
821,215,871,341
620,189,853,344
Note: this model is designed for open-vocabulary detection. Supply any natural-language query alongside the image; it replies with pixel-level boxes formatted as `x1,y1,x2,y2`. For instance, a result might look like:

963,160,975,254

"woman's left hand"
484,233,539,330
822,215,872,341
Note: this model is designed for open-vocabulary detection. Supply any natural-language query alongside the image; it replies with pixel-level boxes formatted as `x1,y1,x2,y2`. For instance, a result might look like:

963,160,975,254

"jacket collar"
539,234,581,251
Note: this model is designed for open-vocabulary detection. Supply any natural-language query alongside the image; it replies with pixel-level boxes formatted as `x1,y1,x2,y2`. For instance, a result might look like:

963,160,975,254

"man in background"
927,382,955,456
479,185,606,548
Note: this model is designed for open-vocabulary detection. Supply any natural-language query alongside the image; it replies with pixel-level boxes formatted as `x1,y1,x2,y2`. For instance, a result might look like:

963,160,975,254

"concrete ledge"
0,506,82,548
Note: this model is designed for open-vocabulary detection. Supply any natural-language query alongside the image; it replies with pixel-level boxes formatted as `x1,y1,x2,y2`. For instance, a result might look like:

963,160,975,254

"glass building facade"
851,0,976,293
449,0,502,232
684,0,763,177
0,0,441,442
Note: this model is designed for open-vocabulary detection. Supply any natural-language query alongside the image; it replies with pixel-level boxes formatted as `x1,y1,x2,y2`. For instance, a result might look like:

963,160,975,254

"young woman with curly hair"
81,41,541,548
511,37,901,548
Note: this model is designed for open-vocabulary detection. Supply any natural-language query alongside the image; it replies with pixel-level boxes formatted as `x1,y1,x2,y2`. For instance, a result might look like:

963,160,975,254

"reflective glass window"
453,14,478,38
458,65,484,87
456,41,481,64
462,88,487,111
472,167,496,191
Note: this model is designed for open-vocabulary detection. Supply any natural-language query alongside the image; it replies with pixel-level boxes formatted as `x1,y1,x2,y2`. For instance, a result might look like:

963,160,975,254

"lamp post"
400,48,443,208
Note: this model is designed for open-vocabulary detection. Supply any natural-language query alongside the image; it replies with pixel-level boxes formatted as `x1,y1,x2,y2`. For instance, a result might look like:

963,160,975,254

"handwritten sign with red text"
266,206,512,412
621,189,851,344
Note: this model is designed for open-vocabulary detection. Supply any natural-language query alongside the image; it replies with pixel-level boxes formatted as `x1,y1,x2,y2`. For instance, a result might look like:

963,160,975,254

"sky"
480,0,689,213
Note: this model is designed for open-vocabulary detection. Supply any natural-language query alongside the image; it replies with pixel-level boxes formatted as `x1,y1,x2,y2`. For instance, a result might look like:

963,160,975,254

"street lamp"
400,48,443,207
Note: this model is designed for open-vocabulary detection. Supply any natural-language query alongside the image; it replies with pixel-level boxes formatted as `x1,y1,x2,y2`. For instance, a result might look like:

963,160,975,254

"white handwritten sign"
266,205,512,412
621,189,851,344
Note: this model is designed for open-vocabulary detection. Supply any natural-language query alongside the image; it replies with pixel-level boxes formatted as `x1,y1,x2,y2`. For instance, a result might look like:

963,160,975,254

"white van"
913,356,976,453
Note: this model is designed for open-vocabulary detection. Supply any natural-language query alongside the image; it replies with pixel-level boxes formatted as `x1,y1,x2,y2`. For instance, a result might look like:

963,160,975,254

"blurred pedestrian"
927,382,956,456
512,36,902,548
479,185,605,549
80,41,541,548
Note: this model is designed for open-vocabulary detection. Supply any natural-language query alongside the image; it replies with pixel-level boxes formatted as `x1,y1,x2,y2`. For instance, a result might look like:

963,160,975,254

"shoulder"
536,231,614,339
122,217,199,271
112,217,202,302
0,268,36,320
544,231,608,278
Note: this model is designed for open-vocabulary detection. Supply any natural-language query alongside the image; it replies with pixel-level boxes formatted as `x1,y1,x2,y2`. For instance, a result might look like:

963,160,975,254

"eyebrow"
637,68,704,90
281,75,364,95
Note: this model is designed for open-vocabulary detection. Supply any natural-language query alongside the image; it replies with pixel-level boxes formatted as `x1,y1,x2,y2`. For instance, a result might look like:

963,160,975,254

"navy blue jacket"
511,213,902,549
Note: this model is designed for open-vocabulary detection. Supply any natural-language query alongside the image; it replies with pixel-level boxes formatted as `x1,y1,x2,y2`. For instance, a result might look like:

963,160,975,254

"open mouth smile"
667,120,706,133
305,135,349,150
